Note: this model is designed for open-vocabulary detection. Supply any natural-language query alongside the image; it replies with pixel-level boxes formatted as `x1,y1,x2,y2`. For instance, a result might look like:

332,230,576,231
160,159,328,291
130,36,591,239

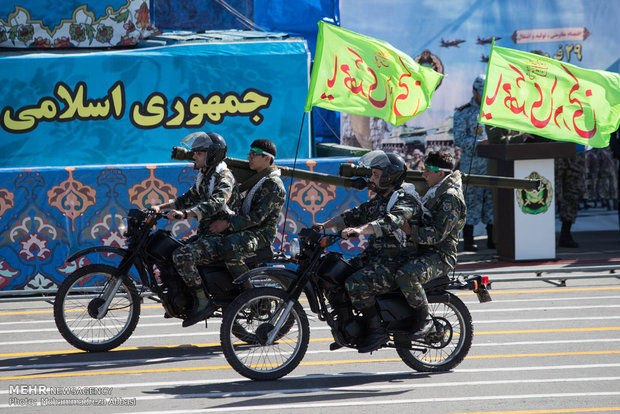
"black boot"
558,221,578,248
463,225,478,252
409,305,434,340
182,287,214,327
358,306,388,353
486,224,496,249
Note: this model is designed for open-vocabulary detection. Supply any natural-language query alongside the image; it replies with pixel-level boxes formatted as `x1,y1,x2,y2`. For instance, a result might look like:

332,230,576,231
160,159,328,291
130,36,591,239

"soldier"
556,145,586,247
396,150,466,339
208,139,286,278
453,74,494,251
151,132,240,327
318,150,423,353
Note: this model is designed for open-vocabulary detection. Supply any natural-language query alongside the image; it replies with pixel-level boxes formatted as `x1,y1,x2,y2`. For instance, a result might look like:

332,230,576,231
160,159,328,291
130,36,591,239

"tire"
220,287,309,381
231,272,295,344
397,292,473,372
54,264,141,352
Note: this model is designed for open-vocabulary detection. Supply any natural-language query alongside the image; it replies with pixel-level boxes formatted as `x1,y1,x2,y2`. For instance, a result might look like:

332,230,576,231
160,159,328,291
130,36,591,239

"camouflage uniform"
332,188,423,310
396,171,467,309
555,151,586,224
453,98,493,226
219,170,286,277
171,164,240,288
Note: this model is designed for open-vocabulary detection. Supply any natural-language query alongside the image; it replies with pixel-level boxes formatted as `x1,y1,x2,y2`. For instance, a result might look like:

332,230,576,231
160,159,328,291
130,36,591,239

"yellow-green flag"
304,22,443,127
479,43,620,148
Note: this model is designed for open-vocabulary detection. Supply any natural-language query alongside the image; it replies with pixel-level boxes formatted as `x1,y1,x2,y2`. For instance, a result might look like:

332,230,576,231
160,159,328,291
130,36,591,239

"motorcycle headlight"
289,238,301,259
118,217,128,237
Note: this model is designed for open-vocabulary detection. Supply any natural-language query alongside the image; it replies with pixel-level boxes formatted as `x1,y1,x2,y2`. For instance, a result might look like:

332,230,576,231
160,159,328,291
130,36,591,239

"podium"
477,142,576,261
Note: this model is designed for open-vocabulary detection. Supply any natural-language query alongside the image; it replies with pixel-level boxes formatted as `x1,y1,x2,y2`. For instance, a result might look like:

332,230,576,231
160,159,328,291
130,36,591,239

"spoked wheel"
220,287,309,381
231,274,295,344
54,264,141,352
397,293,473,372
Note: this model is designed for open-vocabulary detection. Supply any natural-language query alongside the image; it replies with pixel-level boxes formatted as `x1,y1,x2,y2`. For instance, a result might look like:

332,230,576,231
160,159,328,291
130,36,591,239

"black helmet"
358,150,407,189
181,132,227,170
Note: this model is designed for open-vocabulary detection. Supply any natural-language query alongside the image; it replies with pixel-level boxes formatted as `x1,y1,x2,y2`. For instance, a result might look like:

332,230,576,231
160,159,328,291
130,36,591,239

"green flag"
479,43,620,148
304,22,443,127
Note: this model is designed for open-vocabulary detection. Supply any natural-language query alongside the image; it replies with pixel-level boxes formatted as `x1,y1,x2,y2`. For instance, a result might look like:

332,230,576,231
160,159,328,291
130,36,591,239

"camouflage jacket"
453,98,488,175
170,163,240,235
228,171,286,245
410,171,466,269
333,188,422,254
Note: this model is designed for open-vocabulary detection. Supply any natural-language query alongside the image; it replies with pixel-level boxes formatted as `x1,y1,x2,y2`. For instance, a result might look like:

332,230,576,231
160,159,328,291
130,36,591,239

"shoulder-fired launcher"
171,147,539,191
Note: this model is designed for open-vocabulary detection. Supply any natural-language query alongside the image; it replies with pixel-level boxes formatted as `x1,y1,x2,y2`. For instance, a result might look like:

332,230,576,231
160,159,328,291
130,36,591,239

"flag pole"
277,110,307,253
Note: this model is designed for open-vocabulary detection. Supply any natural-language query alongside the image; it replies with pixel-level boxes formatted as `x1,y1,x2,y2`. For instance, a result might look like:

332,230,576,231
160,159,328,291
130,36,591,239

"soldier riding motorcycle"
219,153,492,381
53,133,286,352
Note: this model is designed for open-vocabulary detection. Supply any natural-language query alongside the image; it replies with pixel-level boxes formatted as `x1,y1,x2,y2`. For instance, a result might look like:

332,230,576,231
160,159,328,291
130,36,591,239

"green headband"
425,163,451,172
250,147,275,158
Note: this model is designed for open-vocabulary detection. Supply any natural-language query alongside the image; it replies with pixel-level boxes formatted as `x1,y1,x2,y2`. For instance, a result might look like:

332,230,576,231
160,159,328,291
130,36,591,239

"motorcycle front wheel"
54,264,141,352
397,292,473,372
220,287,309,381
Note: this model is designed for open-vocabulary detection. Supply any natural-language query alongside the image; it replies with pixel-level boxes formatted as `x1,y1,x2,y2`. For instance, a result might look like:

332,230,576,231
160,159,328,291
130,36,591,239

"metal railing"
454,264,620,287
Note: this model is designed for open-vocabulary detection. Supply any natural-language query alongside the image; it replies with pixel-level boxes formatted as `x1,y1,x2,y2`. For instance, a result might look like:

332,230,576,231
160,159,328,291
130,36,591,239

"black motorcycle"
53,208,284,352
219,226,492,380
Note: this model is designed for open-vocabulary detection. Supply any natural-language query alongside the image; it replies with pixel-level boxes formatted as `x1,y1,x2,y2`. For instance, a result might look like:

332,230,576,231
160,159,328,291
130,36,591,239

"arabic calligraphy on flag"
304,21,443,127
479,44,620,148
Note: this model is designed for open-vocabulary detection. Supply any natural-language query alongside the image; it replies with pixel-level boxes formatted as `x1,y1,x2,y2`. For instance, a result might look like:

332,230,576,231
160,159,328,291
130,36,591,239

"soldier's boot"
486,224,496,249
558,221,579,248
463,225,478,252
182,286,214,328
358,306,388,353
409,305,434,340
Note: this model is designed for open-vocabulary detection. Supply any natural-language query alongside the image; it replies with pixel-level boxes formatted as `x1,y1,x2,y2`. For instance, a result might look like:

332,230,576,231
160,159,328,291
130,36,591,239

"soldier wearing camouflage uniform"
208,139,286,277
397,150,466,339
453,74,494,251
152,132,240,327
555,145,586,247
319,151,423,353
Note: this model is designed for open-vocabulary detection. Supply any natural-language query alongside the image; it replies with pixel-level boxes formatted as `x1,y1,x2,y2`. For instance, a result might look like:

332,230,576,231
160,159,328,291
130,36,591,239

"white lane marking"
3,337,620,372
104,391,620,413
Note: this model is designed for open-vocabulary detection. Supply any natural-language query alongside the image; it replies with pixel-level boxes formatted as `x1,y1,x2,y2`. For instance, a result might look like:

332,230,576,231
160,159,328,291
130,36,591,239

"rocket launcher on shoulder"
171,146,540,191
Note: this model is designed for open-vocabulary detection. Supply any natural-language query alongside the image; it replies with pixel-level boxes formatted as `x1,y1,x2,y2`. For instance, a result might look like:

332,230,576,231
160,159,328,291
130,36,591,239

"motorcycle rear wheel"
54,264,141,352
397,292,473,372
220,287,309,381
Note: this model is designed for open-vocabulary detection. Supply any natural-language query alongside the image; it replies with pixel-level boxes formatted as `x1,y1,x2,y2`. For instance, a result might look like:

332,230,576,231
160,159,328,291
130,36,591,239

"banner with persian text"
0,40,311,168
479,45,620,148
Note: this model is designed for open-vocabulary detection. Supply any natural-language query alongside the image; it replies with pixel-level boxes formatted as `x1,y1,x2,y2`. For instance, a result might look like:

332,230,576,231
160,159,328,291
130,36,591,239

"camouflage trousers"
172,231,263,288
344,251,414,310
555,153,586,223
463,185,493,226
395,252,453,309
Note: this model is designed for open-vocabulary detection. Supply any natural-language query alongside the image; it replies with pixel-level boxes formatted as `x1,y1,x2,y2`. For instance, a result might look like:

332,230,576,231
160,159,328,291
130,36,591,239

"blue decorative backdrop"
0,157,369,292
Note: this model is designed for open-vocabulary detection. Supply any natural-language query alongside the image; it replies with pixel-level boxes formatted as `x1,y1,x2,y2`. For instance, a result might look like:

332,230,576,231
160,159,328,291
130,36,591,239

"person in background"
555,144,586,248
453,74,494,251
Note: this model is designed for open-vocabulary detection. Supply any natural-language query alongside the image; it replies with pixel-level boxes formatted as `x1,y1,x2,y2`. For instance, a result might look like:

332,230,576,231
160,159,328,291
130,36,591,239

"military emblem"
516,172,552,214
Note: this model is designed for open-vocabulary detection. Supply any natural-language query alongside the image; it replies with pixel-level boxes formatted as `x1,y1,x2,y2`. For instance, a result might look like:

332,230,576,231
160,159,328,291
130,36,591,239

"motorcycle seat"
198,246,274,271
243,247,274,266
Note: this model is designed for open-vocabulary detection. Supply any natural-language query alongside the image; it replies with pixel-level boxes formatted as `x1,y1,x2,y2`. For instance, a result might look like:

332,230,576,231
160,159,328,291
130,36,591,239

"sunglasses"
424,163,451,172
248,147,275,158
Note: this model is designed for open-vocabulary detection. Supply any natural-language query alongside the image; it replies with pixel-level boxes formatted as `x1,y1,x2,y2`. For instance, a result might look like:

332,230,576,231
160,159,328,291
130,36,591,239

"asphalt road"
1,277,620,414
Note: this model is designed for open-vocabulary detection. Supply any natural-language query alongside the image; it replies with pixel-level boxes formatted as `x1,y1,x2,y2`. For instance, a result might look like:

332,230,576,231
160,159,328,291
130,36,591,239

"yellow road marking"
451,408,620,414
2,326,620,358
1,350,619,381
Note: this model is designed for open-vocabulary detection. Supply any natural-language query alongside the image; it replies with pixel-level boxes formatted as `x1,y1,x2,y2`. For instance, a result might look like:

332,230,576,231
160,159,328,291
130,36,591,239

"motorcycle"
219,226,492,380
53,208,286,352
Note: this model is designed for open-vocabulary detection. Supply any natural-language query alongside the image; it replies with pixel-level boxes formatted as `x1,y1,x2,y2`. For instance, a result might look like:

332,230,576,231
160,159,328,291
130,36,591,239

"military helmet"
181,132,227,170
358,150,407,189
